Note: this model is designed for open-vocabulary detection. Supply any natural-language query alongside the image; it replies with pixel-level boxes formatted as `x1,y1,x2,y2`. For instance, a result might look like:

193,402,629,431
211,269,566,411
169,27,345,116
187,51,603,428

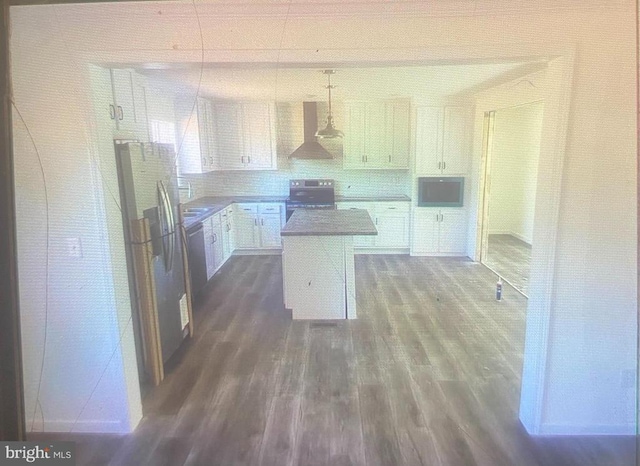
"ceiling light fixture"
315,69,344,139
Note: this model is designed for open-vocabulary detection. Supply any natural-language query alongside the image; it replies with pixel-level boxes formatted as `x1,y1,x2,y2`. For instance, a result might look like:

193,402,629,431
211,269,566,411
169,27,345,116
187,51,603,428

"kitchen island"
280,209,377,319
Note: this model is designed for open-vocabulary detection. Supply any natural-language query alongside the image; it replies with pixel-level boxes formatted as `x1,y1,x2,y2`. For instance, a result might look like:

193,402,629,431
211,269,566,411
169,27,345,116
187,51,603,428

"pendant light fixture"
315,69,344,139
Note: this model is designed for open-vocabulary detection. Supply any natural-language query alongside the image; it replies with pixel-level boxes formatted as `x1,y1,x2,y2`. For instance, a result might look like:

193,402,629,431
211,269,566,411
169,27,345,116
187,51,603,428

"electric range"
285,179,336,221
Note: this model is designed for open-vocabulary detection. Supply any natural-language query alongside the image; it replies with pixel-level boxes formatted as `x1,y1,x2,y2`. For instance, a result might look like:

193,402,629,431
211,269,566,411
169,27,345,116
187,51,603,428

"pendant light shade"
315,70,344,139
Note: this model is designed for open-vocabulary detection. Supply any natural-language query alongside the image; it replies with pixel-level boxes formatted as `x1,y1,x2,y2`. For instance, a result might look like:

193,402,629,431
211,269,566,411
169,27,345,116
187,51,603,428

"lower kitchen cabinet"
203,213,224,279
259,213,282,248
234,202,284,250
412,208,467,255
234,204,260,249
221,206,234,261
336,201,410,250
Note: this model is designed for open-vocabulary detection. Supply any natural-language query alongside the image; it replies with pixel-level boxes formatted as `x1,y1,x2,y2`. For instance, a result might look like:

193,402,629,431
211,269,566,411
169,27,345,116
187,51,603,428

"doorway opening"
478,101,545,296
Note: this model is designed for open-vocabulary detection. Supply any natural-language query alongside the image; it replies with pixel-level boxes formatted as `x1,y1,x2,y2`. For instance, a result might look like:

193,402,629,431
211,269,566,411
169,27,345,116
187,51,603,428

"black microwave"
417,177,464,207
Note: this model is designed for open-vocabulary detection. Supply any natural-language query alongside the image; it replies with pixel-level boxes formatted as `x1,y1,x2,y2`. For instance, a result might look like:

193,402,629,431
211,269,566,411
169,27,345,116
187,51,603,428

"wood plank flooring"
484,234,532,295
29,255,636,465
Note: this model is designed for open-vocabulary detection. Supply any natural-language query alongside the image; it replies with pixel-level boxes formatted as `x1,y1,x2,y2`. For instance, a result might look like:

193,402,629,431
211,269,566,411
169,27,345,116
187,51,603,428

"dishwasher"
186,222,207,299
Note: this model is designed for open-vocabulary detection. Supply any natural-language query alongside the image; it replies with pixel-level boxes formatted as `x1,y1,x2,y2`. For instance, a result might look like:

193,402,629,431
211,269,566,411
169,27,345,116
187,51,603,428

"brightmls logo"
0,442,74,465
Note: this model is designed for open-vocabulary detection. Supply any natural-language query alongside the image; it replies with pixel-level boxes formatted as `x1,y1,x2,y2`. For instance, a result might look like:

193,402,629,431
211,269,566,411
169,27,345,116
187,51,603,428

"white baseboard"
539,422,636,436
488,230,532,245
36,419,129,434
232,249,282,256
410,252,469,257
510,231,533,245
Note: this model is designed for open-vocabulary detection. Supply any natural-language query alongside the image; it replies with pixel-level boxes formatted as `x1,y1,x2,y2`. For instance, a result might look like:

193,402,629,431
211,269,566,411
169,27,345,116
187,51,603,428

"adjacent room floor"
484,234,532,296
33,255,635,465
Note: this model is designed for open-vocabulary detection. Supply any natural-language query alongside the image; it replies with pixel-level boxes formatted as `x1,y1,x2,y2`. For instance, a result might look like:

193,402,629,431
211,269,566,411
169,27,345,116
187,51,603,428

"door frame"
2,0,578,437
471,54,575,434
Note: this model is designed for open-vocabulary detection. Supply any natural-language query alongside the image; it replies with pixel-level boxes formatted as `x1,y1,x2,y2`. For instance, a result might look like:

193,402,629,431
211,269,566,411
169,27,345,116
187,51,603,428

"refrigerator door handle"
158,181,174,272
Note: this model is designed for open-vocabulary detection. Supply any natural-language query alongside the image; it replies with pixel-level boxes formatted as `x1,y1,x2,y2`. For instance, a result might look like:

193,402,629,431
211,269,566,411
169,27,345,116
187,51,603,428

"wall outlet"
66,237,83,258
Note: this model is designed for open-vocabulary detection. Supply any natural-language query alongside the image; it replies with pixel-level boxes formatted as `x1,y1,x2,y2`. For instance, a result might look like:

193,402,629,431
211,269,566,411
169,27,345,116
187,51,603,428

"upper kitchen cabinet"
343,100,410,170
213,101,277,171
415,106,472,175
175,96,216,174
103,68,150,140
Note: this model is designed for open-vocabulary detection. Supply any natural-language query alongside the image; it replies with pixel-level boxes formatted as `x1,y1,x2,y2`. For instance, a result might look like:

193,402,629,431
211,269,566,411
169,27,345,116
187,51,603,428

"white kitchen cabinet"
110,69,137,132
213,102,245,170
175,96,216,174
221,207,234,262
343,102,369,169
203,216,216,279
234,203,284,250
375,203,410,248
242,102,277,169
257,203,283,248
212,216,224,271
106,69,150,140
415,106,472,175
412,208,467,255
213,101,277,171
343,100,410,170
234,204,259,249
259,214,282,248
133,81,150,142
382,100,411,169
336,201,410,250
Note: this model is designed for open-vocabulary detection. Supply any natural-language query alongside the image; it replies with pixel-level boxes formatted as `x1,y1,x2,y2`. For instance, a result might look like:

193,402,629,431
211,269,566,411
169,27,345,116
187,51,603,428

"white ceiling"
139,62,543,102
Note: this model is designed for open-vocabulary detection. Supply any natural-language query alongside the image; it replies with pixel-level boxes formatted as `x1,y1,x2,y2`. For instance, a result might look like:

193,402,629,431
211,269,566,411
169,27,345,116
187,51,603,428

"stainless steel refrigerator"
115,142,187,377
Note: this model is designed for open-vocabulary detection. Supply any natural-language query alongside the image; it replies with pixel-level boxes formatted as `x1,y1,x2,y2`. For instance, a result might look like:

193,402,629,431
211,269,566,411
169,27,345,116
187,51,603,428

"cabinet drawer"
376,202,410,213
258,203,282,214
235,203,258,214
336,202,370,210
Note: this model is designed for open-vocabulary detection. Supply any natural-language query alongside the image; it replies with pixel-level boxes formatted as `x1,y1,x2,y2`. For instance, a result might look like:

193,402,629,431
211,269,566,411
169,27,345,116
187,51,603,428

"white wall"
10,0,637,435
11,8,142,433
488,102,544,244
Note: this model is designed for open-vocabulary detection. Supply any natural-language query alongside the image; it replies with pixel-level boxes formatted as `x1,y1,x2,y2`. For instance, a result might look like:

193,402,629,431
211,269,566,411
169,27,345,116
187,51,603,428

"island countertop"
281,209,378,236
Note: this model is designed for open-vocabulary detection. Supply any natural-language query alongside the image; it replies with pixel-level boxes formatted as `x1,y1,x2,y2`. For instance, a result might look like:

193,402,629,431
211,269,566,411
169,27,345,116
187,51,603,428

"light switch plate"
67,237,82,258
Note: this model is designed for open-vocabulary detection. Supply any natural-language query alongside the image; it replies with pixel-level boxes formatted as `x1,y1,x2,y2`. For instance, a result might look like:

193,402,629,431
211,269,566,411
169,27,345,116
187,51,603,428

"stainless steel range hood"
289,102,334,160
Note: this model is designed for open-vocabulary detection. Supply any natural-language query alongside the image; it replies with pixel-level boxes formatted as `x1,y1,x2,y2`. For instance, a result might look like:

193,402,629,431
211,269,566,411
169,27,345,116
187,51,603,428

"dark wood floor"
484,234,532,296
31,255,636,465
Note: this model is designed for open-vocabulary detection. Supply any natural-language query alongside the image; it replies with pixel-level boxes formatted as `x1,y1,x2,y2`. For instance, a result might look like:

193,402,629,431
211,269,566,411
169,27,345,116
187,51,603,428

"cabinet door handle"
254,218,257,226
248,156,251,164
109,104,116,120
438,161,441,170
117,106,124,120
388,154,391,163
443,161,446,170
362,155,365,163
436,214,439,222
440,213,444,222
261,218,264,226
388,207,396,210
